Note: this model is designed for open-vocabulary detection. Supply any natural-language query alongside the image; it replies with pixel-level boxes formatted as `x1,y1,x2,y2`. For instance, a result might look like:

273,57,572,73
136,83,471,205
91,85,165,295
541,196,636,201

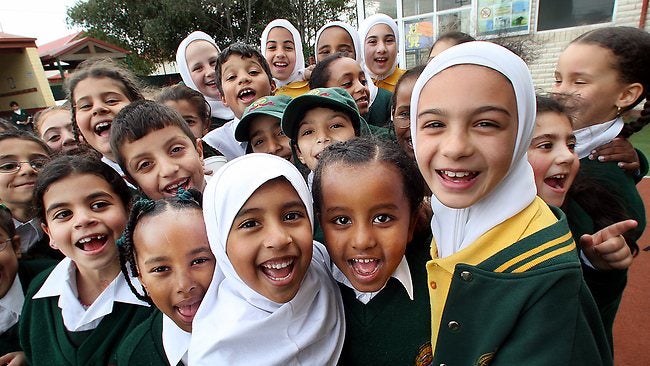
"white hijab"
573,116,624,159
190,153,345,365
358,13,399,81
410,41,537,258
315,21,378,106
176,31,235,121
261,19,306,87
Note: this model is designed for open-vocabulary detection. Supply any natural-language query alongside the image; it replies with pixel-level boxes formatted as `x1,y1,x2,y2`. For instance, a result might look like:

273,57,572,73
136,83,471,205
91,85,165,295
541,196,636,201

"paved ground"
613,177,650,365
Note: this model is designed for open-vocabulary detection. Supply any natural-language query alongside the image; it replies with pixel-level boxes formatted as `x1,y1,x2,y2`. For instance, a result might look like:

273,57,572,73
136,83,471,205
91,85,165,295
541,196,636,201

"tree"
66,0,355,75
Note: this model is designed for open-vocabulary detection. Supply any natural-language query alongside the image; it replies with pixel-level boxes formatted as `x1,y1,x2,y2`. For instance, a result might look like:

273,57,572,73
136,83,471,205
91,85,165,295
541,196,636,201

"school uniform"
275,81,310,97
335,237,432,365
373,68,405,93
20,258,151,365
13,218,62,260
190,153,345,365
262,19,310,99
0,260,55,355
364,87,393,128
117,310,190,366
358,14,404,94
202,119,247,161
410,42,612,365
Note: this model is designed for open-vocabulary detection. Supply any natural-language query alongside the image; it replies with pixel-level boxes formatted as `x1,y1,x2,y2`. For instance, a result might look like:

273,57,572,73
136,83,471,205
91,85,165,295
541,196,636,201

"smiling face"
185,40,221,100
73,77,131,160
415,65,518,209
248,115,292,160
265,27,297,81
392,76,417,159
319,162,413,292
324,58,370,115
37,110,78,154
134,209,214,332
0,228,21,299
295,107,356,171
162,99,210,139
552,43,630,130
42,173,125,274
226,178,312,303
120,125,205,199
528,111,579,207
0,138,49,215
317,26,356,62
220,55,274,119
364,24,397,77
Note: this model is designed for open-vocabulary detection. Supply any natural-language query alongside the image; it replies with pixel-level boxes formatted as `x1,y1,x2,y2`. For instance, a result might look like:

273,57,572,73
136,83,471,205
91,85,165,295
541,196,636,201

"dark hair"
9,101,18,107
64,58,144,141
216,43,274,96
429,31,475,56
0,205,16,239
571,26,650,137
33,153,132,223
309,52,347,89
535,95,574,126
155,85,211,131
391,64,426,116
312,138,425,215
0,118,17,132
33,103,72,135
0,130,51,155
118,188,203,304
110,100,198,179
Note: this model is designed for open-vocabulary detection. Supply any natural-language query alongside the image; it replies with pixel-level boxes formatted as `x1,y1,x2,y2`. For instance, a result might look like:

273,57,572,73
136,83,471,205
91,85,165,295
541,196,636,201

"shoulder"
18,259,58,293
116,310,167,365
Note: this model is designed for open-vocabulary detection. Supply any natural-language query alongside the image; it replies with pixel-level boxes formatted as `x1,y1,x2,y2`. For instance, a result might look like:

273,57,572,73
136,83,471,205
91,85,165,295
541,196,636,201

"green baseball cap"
235,94,292,142
281,87,361,142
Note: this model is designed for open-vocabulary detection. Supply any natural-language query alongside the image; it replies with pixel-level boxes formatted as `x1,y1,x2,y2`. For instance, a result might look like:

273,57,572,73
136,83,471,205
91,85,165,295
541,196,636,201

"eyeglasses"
0,158,49,174
392,113,411,129
0,239,12,252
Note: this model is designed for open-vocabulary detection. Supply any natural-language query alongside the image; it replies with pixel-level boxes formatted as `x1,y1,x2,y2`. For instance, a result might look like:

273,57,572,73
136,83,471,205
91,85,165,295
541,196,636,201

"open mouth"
76,234,108,252
259,257,295,282
175,298,202,323
273,61,289,69
94,121,112,137
205,79,217,88
544,174,567,191
437,170,479,183
238,88,257,104
374,57,388,65
348,258,381,278
163,178,190,195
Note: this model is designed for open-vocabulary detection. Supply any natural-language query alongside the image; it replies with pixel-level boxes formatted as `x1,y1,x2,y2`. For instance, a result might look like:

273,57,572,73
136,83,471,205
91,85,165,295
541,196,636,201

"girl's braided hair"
572,26,650,137
117,188,203,304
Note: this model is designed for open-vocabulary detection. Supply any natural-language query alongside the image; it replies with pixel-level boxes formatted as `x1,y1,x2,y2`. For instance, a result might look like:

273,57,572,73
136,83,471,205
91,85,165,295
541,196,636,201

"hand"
589,138,640,172
0,351,27,366
303,64,315,81
579,219,637,270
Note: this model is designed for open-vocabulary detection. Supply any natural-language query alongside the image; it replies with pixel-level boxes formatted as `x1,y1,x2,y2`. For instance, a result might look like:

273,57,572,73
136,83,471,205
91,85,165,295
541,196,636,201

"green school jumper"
428,198,612,366
19,268,152,366
337,237,432,366
0,260,56,355
364,88,392,129
116,310,183,366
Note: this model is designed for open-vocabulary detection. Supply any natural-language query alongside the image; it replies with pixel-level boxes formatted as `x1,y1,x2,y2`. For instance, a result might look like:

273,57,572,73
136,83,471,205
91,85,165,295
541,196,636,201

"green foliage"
66,0,356,75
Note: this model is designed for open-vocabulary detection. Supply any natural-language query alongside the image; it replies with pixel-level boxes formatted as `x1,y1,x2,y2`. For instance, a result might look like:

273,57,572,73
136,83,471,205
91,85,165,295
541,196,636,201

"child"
0,205,55,364
189,153,344,364
234,94,293,160
8,101,31,132
428,31,475,60
155,84,221,158
552,26,648,253
176,31,235,124
261,19,310,97
201,43,276,161
312,138,431,365
529,95,637,351
21,154,151,365
390,64,426,159
410,41,611,364
64,58,144,176
0,131,58,259
116,189,214,365
315,22,392,129
111,100,207,199
32,104,79,154
358,13,405,93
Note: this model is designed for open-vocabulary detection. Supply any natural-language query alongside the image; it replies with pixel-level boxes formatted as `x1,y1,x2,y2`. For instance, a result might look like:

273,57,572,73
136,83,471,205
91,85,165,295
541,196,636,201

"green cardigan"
116,310,183,366
336,236,432,365
364,88,393,129
19,268,152,365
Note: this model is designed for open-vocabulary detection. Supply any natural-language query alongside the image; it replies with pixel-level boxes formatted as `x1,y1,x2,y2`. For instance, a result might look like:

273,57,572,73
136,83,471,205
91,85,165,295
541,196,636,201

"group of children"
0,14,647,365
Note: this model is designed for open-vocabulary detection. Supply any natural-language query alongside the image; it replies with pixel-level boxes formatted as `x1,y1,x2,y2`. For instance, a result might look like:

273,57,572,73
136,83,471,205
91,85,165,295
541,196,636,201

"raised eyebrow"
45,191,112,215
531,133,556,143
417,108,446,119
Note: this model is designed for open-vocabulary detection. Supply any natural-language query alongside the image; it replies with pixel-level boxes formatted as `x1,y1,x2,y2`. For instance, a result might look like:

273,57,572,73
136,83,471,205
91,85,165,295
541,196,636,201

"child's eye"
253,138,265,147
191,257,211,266
373,214,393,224
77,103,91,111
475,120,499,128
136,161,153,172
52,209,72,221
386,36,396,44
567,143,576,152
225,74,236,81
367,39,377,46
47,134,61,142
185,119,198,127
300,128,314,137
283,211,304,222
249,70,260,76
239,219,260,229
192,64,203,72
422,120,445,129
330,122,344,129
277,129,285,137
341,81,352,88
90,201,110,210
285,45,294,51
150,266,170,273
332,216,352,225
266,45,277,51
105,98,120,105
170,145,185,155
536,142,552,150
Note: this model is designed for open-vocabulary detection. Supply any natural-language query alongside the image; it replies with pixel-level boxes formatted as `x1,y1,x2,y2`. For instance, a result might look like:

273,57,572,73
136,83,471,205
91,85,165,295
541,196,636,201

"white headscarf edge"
358,13,400,80
261,19,306,87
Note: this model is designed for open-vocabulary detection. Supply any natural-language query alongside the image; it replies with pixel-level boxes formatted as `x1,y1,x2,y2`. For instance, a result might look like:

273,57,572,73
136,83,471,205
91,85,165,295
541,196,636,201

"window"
364,0,398,18
403,0,434,17
537,0,615,31
403,17,434,68
476,0,530,36
437,0,471,11
437,10,471,35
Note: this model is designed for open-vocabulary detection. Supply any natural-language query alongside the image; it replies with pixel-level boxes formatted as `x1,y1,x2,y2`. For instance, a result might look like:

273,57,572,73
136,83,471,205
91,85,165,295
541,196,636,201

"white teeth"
238,88,255,98
78,235,104,244
443,170,470,178
352,258,376,263
94,121,110,133
261,259,293,269
274,62,288,67
165,179,188,192
550,174,565,179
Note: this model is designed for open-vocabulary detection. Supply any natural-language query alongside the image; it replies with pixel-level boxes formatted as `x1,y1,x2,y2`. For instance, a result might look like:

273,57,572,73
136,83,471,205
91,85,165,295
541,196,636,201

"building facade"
356,0,650,91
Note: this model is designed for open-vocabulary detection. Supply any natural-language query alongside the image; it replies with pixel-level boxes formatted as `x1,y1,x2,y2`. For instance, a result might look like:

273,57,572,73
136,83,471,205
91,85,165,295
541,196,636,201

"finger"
579,234,595,250
591,220,638,245
617,162,641,171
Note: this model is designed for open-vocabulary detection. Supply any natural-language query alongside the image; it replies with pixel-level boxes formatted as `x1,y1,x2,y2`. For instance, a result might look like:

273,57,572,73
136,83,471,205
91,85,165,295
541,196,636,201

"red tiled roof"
38,32,130,62
0,32,37,48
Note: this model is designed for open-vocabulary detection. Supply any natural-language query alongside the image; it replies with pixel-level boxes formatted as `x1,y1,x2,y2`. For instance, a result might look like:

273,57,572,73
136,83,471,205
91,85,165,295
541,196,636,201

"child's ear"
220,89,229,107
196,138,205,160
270,80,277,95
11,235,21,259
41,223,58,250
295,144,306,165
617,82,644,109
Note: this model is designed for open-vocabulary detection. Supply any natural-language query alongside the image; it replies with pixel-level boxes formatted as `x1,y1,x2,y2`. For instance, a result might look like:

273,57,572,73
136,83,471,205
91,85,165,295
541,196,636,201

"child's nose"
351,223,377,251
440,129,473,160
175,272,197,294
263,223,292,250
158,159,180,177
73,210,98,229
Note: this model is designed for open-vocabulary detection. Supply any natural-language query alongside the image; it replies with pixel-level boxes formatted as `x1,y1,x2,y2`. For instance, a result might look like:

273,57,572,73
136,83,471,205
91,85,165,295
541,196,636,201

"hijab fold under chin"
261,19,306,87
410,41,537,258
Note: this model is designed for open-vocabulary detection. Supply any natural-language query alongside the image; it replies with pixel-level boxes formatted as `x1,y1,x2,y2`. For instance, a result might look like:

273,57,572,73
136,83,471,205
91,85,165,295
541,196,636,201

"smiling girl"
358,13,404,93
261,19,310,97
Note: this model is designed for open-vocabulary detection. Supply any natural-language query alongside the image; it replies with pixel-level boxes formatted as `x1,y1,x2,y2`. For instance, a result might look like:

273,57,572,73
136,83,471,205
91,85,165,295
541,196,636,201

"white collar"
162,314,191,366
33,258,149,331
0,274,24,315
101,156,136,189
202,119,247,161
574,117,624,159
332,255,412,304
